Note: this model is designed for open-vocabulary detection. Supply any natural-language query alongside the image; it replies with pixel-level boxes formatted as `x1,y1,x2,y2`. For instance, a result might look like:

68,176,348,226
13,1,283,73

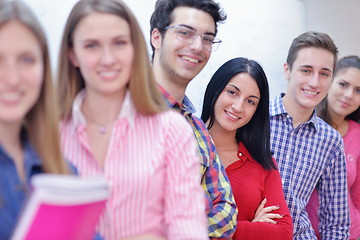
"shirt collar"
118,90,136,127
270,93,287,116
309,109,320,131
158,84,196,114
23,137,43,169
71,90,87,126
71,89,136,128
0,130,42,168
238,141,253,163
271,93,319,131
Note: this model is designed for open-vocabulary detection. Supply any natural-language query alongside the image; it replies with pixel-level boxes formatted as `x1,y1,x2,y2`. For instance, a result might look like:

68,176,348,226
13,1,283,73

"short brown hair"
286,31,338,71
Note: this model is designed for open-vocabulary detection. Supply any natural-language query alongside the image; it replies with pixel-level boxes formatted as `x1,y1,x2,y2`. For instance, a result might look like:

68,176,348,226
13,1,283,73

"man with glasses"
150,0,237,239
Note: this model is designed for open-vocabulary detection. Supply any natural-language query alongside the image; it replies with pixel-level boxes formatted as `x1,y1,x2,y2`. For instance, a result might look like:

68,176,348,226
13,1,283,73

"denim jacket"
0,128,105,240
0,137,42,240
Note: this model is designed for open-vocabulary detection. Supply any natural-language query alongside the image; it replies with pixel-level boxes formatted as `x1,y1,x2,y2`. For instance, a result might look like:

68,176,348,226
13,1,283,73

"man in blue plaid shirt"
270,31,350,239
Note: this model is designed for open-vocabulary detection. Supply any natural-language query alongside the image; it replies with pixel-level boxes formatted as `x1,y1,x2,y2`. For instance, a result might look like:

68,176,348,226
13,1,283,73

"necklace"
98,126,107,135
82,111,113,135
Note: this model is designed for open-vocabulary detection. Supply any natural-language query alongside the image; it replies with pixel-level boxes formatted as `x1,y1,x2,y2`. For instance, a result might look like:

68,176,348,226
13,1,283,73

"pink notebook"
11,174,109,240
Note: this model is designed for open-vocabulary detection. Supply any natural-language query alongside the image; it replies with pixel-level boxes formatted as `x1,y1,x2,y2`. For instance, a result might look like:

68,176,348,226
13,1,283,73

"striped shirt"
269,93,350,240
159,85,237,239
60,90,208,240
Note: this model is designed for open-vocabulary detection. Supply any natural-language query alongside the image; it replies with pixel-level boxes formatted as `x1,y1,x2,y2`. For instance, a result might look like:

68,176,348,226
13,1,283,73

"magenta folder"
11,174,109,240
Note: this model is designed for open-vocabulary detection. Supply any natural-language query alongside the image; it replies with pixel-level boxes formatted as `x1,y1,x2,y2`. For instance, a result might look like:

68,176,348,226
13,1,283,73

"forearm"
207,202,237,238
234,220,293,240
203,155,237,238
319,151,350,239
166,120,208,240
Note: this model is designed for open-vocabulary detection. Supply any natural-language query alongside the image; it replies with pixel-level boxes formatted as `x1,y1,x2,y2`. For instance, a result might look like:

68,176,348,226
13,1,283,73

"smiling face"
151,6,215,87
69,12,134,99
284,47,334,114
327,67,360,118
0,21,43,125
212,73,260,135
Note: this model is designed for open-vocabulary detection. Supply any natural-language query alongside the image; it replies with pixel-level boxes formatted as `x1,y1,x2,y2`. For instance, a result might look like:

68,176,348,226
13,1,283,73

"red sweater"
226,142,293,239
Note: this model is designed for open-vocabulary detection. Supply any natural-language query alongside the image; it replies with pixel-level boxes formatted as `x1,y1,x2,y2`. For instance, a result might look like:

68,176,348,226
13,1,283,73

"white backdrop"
21,0,306,116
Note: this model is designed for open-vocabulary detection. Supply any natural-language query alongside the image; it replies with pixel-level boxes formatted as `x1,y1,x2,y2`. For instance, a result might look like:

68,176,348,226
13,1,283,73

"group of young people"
0,0,358,239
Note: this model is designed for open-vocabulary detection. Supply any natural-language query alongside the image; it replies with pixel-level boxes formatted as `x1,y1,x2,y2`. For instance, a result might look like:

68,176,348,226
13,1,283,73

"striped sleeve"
163,111,208,239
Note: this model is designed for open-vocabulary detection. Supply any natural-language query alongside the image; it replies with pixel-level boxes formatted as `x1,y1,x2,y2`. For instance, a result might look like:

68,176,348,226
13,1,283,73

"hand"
251,197,284,224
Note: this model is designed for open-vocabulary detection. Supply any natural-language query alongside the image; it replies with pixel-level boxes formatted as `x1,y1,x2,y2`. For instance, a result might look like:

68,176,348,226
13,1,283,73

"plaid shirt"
269,93,350,240
159,85,237,239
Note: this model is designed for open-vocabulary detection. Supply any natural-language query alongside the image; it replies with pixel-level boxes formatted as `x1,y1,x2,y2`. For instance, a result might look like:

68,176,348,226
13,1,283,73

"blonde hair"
57,0,167,119
0,1,68,174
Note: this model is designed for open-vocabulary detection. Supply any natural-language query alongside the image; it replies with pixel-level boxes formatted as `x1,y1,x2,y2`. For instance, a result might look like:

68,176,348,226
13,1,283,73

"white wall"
304,0,360,58
20,0,78,69
21,0,358,116
187,0,305,115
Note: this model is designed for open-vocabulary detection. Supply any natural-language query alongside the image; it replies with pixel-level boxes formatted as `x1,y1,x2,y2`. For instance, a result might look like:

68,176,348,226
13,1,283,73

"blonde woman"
57,0,207,239
0,1,68,238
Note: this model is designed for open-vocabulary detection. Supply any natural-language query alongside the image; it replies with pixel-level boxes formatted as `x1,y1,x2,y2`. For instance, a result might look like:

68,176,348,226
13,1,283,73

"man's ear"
151,28,162,50
68,48,79,67
284,63,291,81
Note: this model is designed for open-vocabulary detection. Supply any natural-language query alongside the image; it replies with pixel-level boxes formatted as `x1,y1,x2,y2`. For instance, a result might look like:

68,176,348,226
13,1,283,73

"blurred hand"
251,197,284,224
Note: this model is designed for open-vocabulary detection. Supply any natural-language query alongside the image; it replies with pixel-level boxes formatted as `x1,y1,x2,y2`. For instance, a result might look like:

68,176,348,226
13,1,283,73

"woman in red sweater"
201,57,293,239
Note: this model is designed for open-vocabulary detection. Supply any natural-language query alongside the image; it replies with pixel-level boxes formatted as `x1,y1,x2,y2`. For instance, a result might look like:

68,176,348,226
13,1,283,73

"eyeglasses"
164,25,222,52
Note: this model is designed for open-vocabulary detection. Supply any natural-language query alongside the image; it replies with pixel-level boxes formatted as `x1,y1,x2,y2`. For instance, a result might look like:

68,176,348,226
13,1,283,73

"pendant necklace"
98,126,107,135
82,111,112,135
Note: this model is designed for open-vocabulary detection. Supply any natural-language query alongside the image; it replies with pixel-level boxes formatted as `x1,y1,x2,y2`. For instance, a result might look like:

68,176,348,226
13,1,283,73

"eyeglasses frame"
164,25,222,52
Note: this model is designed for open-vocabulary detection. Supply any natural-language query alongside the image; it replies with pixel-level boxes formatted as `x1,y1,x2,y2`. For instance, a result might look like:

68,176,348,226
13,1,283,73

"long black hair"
201,57,276,170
